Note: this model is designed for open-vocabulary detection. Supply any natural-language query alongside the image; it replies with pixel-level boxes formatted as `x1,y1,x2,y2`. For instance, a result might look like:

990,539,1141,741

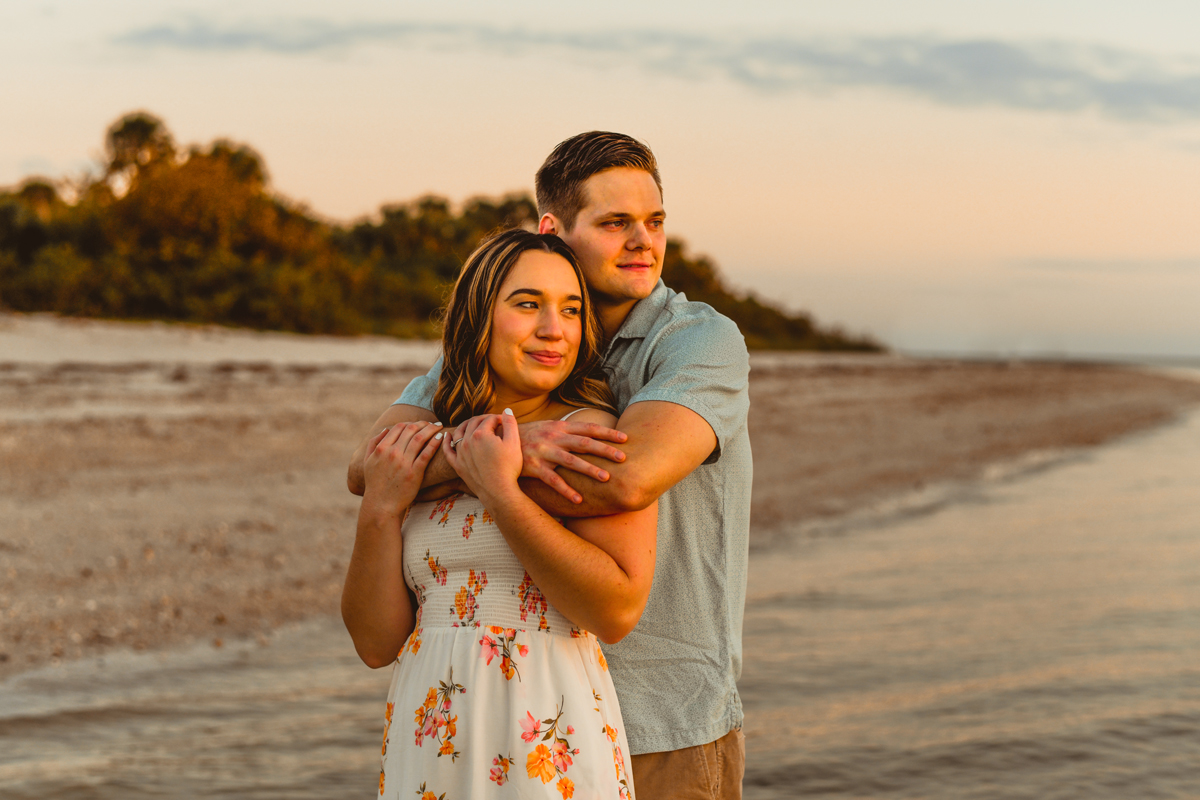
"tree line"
0,112,881,351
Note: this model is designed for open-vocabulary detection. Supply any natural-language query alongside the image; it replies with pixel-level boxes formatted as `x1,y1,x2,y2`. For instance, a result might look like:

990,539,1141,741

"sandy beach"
3,312,1200,682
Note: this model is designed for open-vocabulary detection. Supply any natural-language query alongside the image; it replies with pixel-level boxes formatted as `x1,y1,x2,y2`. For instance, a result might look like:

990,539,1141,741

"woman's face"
486,249,584,403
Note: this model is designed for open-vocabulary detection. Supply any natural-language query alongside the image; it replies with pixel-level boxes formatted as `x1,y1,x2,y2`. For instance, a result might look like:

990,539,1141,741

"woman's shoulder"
556,405,618,428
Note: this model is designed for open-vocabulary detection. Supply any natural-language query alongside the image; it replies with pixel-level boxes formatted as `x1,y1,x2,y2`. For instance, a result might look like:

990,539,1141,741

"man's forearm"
519,401,718,517
518,460,633,518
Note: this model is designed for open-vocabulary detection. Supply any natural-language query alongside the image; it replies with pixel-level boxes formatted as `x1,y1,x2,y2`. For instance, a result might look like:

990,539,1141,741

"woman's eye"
563,306,581,316
517,301,538,309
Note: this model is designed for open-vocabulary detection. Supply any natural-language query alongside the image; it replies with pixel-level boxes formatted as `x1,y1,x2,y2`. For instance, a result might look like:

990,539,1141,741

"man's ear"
538,214,560,236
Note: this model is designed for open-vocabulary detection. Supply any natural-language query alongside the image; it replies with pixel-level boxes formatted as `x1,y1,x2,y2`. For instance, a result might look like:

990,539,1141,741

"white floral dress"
376,490,636,799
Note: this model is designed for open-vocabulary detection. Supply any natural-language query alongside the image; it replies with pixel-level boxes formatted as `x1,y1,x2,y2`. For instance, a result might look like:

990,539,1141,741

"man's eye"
602,220,624,229
648,219,664,230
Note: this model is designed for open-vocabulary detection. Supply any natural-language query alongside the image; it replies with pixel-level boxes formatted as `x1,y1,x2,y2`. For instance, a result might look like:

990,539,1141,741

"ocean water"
2,388,1199,798
741,394,1200,799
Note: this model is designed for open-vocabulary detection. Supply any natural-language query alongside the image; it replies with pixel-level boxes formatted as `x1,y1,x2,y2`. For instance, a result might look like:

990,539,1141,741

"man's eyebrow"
598,210,667,220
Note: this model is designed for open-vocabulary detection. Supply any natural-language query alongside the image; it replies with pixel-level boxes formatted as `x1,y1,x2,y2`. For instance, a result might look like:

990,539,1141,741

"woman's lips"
527,351,565,365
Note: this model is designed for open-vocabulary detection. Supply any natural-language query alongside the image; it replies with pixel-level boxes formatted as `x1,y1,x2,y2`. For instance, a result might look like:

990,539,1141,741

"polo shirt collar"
607,280,674,345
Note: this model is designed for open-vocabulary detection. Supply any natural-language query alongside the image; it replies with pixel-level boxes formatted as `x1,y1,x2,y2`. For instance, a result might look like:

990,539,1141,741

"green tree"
0,111,882,350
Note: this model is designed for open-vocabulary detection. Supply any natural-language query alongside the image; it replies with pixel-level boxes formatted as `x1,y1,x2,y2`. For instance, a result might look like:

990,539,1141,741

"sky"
4,0,1200,358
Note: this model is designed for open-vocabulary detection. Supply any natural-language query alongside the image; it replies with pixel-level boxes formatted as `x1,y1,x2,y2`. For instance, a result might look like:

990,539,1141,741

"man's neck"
597,299,638,343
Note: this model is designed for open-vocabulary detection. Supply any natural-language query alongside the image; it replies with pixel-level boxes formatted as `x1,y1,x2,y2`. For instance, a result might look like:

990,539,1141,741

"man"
348,132,751,798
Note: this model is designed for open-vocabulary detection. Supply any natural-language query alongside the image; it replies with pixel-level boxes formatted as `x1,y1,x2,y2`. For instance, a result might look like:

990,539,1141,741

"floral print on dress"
489,754,513,786
479,626,529,681
429,495,457,526
517,571,550,632
413,670,465,761
461,513,475,539
378,702,395,795
451,570,487,626
522,698,580,798
405,584,428,656
604,723,632,799
425,550,448,586
415,783,446,800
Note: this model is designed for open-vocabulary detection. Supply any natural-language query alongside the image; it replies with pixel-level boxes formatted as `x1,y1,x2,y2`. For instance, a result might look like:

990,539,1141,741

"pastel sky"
5,1,1200,358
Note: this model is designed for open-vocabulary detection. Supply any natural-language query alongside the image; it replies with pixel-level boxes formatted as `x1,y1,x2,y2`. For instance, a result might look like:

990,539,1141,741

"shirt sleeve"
625,311,750,464
394,356,443,411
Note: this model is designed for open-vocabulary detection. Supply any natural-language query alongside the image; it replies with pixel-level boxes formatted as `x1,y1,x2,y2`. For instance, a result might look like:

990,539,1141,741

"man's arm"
519,399,717,517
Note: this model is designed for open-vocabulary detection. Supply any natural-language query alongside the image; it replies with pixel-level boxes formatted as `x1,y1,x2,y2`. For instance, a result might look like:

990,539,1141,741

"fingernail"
433,422,443,427
503,408,514,416
598,471,609,481
573,495,582,504
434,432,444,440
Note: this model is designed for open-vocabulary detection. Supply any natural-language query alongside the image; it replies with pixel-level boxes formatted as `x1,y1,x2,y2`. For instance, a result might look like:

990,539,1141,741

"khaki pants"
629,727,745,799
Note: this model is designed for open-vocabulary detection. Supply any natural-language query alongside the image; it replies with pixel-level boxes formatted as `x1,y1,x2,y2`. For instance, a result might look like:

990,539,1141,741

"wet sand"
3,312,1200,681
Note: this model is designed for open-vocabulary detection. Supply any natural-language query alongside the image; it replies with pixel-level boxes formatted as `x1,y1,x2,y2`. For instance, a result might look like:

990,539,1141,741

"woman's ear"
538,214,559,235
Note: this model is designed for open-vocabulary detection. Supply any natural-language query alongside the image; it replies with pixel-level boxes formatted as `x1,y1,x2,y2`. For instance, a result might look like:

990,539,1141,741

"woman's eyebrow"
504,289,584,303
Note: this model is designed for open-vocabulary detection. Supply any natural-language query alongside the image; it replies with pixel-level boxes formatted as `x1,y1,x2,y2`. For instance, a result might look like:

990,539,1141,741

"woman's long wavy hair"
433,229,615,426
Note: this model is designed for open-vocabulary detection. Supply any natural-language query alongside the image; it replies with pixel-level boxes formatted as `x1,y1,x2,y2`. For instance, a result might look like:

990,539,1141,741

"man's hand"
446,415,628,504
520,401,718,518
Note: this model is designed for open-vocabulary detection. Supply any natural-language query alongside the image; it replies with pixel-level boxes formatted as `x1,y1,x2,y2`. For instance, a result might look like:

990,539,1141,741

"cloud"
115,20,1200,122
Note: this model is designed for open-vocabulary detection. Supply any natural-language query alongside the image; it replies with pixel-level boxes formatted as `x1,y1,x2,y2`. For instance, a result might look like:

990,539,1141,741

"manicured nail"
434,432,444,440
503,408,514,416
433,421,443,427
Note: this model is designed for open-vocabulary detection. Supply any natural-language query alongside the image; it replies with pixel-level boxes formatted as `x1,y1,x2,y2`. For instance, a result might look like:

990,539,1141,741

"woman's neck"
487,392,560,423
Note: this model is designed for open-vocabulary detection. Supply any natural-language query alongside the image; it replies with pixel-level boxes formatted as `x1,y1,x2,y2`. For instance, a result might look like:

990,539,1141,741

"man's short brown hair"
535,132,662,232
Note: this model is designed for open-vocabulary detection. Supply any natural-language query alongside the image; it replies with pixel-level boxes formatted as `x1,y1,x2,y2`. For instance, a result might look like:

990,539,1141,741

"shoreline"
3,316,1200,682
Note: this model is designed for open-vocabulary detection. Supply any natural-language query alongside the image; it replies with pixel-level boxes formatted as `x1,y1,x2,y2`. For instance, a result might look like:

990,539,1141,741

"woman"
342,229,656,799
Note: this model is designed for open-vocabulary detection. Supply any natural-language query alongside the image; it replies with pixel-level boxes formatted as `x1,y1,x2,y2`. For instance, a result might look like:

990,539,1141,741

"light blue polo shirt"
396,279,752,755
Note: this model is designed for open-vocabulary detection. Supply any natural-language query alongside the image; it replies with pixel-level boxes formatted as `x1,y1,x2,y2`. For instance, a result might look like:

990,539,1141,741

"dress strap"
559,407,596,422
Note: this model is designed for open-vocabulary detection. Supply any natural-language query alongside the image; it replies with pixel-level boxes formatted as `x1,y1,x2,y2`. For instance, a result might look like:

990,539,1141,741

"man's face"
552,167,666,311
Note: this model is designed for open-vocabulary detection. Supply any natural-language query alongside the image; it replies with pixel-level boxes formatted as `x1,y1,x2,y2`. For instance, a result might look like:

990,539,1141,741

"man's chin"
634,276,661,299
621,270,660,297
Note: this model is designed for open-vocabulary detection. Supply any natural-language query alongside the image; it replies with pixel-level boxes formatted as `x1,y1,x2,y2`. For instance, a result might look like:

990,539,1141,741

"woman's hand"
361,421,444,516
443,410,522,505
